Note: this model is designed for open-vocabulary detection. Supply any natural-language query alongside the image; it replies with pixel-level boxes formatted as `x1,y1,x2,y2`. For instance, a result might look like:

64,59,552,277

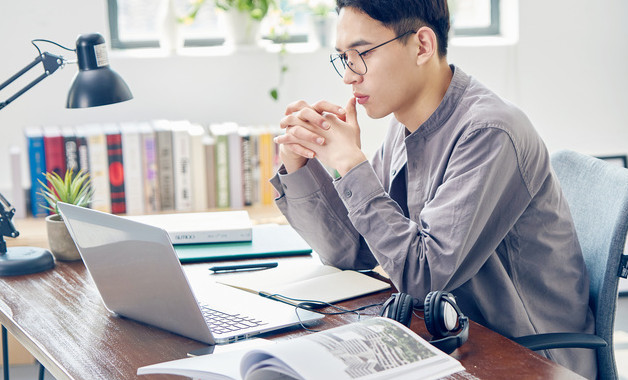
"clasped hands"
274,97,367,176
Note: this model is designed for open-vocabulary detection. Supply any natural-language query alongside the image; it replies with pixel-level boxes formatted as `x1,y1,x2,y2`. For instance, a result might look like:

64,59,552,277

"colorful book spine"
139,122,160,213
74,126,89,173
121,123,145,215
210,123,235,209
62,126,79,175
105,125,126,214
258,127,274,205
25,127,48,217
43,126,66,178
153,120,175,211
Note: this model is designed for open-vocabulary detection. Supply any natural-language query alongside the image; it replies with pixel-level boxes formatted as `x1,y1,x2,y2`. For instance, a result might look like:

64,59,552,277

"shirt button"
344,190,352,198
391,169,397,176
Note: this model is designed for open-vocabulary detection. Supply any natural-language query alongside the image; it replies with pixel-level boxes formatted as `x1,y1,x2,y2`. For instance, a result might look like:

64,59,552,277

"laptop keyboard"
199,304,267,335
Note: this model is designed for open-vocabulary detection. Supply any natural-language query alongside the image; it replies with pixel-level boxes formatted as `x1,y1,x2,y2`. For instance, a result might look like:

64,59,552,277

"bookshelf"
24,121,284,218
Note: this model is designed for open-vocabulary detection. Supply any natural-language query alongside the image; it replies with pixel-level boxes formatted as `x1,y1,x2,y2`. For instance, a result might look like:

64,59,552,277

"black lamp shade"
66,33,133,108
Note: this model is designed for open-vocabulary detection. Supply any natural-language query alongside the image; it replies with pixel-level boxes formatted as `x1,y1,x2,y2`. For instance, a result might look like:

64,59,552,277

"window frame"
107,0,500,50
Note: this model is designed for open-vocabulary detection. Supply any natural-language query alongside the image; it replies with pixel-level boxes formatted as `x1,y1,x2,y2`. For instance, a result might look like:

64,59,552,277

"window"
107,0,500,50
451,0,500,36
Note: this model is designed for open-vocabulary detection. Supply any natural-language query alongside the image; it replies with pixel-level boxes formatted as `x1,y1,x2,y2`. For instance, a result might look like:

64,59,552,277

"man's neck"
396,60,453,133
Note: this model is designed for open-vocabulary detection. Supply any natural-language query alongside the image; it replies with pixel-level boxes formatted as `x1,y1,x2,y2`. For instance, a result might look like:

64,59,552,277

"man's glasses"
330,30,416,78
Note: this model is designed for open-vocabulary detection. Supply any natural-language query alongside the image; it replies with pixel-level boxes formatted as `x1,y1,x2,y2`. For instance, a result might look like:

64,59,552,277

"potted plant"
182,0,277,46
38,169,94,261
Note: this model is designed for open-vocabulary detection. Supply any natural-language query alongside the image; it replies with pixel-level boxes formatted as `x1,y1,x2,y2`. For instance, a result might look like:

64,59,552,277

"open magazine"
138,317,464,380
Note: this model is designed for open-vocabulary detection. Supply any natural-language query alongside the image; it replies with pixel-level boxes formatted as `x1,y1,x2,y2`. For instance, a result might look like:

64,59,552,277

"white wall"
1,0,626,198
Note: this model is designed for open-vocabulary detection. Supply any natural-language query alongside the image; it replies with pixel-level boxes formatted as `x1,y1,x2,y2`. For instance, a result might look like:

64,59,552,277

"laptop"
57,202,323,345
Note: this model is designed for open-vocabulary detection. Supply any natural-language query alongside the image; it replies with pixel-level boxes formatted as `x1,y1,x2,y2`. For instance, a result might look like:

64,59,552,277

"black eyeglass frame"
330,30,416,78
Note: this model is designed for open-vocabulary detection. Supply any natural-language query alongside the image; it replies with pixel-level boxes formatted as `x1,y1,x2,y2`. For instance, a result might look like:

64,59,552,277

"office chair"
513,150,628,379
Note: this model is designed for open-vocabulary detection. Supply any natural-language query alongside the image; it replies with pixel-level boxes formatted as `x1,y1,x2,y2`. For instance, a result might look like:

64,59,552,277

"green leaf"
270,88,278,100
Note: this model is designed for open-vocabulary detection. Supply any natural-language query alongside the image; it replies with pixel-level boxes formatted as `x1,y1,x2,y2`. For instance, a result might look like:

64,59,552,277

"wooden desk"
0,216,583,379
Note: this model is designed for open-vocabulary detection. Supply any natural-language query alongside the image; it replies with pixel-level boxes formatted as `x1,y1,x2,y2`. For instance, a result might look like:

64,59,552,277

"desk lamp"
0,33,133,276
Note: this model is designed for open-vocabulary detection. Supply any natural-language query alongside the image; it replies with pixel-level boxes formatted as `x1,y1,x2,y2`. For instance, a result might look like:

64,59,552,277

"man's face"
335,7,420,120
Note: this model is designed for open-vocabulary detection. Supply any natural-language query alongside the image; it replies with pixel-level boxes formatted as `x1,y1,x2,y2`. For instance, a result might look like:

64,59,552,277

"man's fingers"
275,126,325,146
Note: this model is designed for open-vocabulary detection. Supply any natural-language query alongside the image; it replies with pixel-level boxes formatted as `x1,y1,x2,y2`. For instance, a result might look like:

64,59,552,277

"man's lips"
354,93,369,104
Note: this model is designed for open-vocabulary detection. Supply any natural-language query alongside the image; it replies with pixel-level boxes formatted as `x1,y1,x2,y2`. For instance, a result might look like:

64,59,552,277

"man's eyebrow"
335,39,372,52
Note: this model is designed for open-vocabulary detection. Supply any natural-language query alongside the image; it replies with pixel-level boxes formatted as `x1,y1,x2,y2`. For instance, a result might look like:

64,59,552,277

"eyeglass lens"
331,50,366,78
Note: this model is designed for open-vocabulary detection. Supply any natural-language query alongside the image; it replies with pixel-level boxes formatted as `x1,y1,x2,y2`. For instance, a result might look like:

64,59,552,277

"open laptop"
57,202,323,345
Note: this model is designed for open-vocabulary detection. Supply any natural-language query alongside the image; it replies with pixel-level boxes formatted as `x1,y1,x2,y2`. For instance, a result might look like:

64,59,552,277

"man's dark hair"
336,0,450,57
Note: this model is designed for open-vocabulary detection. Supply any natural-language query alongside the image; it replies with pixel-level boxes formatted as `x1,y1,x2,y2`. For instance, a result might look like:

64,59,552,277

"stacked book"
25,120,283,217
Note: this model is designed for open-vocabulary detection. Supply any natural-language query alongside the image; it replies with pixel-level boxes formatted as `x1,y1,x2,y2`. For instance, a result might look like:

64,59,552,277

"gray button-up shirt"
271,66,596,378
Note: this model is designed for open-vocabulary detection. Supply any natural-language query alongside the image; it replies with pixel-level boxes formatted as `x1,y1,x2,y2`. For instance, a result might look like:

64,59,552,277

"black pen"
209,262,278,273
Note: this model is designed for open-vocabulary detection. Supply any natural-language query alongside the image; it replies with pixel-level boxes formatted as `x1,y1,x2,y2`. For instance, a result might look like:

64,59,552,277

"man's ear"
415,26,438,65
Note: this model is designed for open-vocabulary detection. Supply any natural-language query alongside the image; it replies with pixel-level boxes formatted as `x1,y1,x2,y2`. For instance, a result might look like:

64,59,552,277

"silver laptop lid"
58,202,215,344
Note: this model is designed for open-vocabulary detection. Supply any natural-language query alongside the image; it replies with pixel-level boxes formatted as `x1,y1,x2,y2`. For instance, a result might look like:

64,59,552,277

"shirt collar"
403,64,470,139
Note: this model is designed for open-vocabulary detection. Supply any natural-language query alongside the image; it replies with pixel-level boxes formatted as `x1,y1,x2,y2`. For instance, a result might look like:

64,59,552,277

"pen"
209,262,278,273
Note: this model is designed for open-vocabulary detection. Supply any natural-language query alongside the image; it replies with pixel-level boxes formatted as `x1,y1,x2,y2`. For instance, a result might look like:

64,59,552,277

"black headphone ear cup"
395,293,414,327
424,291,441,337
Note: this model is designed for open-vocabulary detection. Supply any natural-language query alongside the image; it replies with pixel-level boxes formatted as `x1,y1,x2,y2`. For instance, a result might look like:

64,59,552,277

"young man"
271,1,596,377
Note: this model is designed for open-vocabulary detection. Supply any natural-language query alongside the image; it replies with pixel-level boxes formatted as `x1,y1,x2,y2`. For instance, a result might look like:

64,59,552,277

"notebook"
175,224,312,263
57,203,324,345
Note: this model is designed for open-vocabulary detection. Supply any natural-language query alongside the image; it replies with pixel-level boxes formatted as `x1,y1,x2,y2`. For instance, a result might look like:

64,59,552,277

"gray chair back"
551,150,628,379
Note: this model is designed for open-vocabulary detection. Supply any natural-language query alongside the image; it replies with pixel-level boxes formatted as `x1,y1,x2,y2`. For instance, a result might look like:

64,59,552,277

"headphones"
379,291,469,354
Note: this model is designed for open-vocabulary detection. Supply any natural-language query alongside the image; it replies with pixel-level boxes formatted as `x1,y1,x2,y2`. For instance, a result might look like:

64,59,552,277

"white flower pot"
46,214,81,261
225,9,262,46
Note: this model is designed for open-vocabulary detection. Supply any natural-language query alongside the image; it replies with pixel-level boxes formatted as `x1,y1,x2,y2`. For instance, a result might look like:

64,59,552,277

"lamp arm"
0,52,65,111
0,192,19,255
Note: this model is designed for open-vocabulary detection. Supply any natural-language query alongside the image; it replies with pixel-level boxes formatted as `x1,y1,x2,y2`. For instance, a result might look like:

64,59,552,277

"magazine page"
240,317,463,380
137,339,274,380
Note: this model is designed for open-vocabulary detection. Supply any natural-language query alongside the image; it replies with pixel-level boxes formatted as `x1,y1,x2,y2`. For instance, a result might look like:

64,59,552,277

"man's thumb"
345,97,358,126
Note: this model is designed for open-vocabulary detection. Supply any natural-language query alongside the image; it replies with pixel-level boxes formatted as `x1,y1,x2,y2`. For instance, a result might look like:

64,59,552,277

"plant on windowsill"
38,169,94,262
181,0,277,46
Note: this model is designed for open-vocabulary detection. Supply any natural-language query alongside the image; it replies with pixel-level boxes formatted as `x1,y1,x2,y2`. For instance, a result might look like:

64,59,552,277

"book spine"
141,127,161,213
43,127,66,178
25,128,48,217
9,146,26,219
258,129,274,205
86,128,111,212
241,131,254,206
155,124,175,211
169,228,252,244
227,131,243,209
62,128,79,175
172,124,193,212
203,135,216,210
214,133,230,209
189,124,208,212
74,127,89,173
121,125,145,215
106,130,126,214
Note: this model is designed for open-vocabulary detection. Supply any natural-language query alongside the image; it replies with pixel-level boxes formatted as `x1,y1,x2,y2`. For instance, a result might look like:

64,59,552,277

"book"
203,133,216,209
258,127,274,205
61,126,79,175
43,126,66,178
83,124,111,212
74,126,89,173
104,124,126,214
24,127,48,217
210,123,237,209
120,123,145,215
228,124,244,209
188,123,208,212
139,122,160,213
123,210,253,245
171,120,193,212
9,146,26,219
174,224,312,263
137,317,465,380
153,119,175,211
218,261,391,306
